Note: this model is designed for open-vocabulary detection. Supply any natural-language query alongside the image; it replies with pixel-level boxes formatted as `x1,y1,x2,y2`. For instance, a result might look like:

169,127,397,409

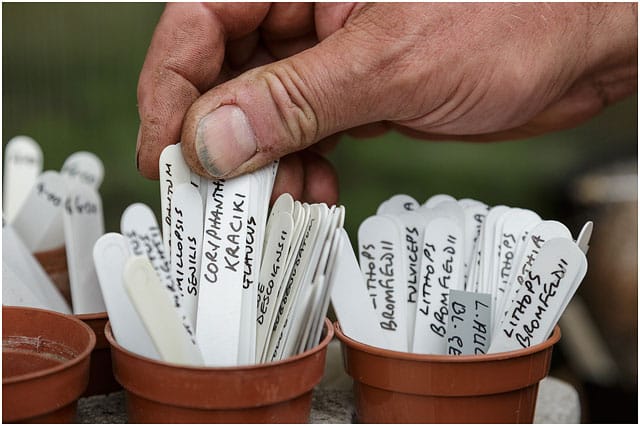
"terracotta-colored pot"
3,306,95,423
33,245,118,396
106,319,334,423
34,245,70,307
335,322,561,423
76,311,121,396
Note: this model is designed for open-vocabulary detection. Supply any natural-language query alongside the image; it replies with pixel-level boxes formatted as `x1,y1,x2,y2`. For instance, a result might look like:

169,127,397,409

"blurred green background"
3,3,637,421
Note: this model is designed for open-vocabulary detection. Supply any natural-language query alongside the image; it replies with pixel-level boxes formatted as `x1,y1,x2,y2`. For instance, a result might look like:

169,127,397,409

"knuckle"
259,65,320,149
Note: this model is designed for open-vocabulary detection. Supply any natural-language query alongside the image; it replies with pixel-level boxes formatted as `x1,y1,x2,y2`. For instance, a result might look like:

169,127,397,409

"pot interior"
3,335,78,379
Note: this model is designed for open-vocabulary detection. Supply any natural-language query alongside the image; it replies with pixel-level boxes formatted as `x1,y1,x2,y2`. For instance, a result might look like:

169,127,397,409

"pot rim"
105,317,335,371
2,306,96,384
75,311,108,321
334,321,561,363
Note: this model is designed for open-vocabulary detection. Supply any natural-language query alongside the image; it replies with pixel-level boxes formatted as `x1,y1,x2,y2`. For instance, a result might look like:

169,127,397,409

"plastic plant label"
302,207,344,352
490,209,541,327
239,165,275,365
492,209,541,299
11,171,68,252
446,290,492,355
422,193,457,209
197,175,250,366
358,215,408,352
170,183,204,328
466,205,509,293
477,205,510,294
2,223,71,313
412,216,464,354
308,223,344,349
120,203,174,295
260,201,308,362
267,203,324,361
495,220,572,330
377,194,419,215
331,228,391,349
281,203,334,359
489,237,587,353
460,199,488,284
60,151,104,189
396,212,425,348
3,260,51,309
124,255,203,365
93,233,160,360
159,143,192,252
63,182,106,314
255,211,294,361
576,221,594,254
3,135,43,222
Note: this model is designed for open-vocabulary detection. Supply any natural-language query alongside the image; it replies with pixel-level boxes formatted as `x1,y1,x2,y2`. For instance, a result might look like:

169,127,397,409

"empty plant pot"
106,318,334,423
34,245,71,306
335,322,561,423
76,311,120,396
3,306,95,423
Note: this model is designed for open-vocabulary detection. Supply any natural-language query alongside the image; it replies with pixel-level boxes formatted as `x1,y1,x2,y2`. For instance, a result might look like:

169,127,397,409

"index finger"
136,3,269,179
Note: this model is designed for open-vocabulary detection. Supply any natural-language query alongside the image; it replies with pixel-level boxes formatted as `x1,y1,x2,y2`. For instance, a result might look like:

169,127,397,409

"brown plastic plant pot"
76,311,121,396
34,245,71,306
334,322,561,424
3,306,95,423
106,318,335,423
34,245,119,396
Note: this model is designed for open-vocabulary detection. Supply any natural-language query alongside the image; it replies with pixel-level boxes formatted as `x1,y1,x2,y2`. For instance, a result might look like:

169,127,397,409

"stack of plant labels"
331,193,591,355
93,144,344,366
3,135,106,315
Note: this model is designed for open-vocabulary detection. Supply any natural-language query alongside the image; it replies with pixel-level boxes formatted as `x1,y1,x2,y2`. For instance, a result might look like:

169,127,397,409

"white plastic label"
11,171,68,252
60,151,104,189
446,290,492,355
63,182,106,314
170,184,204,328
3,135,43,222
412,216,464,354
2,224,71,313
159,143,192,252
197,175,250,366
124,255,203,365
358,215,407,351
331,229,390,349
489,238,587,353
377,194,419,215
93,233,160,360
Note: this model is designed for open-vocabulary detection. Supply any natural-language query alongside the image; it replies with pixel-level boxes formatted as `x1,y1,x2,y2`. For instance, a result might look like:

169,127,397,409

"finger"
260,3,318,60
261,3,314,39
270,153,304,204
269,151,339,205
300,150,339,205
308,134,342,155
263,33,318,60
226,31,261,70
136,3,270,179
345,122,391,138
180,10,399,179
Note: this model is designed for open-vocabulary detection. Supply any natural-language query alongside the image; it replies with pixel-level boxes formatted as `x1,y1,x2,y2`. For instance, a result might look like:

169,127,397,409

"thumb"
181,25,392,179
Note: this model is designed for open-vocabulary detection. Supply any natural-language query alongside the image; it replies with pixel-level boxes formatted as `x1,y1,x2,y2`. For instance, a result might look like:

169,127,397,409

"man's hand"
136,3,637,203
